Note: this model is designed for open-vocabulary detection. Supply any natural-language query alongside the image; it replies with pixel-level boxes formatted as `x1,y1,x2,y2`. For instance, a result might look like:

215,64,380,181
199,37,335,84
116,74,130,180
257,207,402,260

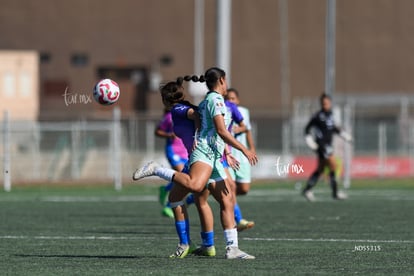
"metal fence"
2,95,414,190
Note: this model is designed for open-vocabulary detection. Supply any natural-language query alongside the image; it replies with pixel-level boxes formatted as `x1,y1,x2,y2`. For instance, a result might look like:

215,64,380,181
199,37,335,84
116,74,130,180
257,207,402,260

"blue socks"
185,219,190,242
234,203,243,224
175,220,189,245
201,231,214,247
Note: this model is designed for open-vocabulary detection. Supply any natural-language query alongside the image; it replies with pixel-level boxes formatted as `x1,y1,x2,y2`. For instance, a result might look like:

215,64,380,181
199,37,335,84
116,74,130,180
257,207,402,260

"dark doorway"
97,66,149,112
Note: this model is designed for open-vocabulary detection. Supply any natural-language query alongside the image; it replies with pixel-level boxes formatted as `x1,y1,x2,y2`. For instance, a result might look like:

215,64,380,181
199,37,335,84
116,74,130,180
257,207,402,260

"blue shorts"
166,146,188,168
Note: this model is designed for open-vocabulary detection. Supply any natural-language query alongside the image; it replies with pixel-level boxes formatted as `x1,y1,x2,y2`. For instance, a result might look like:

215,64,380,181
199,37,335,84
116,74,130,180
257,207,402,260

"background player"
225,88,256,231
303,93,352,201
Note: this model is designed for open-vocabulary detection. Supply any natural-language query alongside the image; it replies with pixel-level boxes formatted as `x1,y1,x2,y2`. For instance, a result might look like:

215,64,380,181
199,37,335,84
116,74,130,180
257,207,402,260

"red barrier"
290,156,413,178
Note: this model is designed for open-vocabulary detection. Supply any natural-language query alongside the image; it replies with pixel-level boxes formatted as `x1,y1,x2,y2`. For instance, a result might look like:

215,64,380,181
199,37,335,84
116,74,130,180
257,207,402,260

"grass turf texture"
0,179,413,275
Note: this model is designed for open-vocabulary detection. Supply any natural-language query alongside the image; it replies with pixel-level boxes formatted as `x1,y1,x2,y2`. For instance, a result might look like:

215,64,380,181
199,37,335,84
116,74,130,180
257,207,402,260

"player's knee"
191,181,206,193
221,194,234,208
237,185,249,195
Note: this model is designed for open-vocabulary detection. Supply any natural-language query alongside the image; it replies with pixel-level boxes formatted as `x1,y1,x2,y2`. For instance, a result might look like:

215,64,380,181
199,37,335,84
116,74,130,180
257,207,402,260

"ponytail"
173,68,224,90
176,75,205,86
160,67,225,106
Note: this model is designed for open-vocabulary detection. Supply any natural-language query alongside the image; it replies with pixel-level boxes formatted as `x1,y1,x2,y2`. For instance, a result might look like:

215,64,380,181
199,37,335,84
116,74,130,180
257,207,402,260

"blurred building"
0,51,39,120
0,0,414,120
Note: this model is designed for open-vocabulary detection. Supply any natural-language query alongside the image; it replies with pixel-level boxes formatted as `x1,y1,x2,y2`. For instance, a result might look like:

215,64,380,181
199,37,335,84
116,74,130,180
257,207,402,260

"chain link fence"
2,95,414,189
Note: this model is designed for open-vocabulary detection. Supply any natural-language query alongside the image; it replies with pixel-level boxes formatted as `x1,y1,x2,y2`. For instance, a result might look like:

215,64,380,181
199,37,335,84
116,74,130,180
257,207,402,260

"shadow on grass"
83,230,168,235
14,254,147,259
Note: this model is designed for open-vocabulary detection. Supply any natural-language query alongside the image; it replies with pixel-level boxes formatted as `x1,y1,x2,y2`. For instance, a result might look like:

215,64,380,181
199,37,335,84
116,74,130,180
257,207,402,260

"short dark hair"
320,92,331,106
227,87,239,96
225,88,239,101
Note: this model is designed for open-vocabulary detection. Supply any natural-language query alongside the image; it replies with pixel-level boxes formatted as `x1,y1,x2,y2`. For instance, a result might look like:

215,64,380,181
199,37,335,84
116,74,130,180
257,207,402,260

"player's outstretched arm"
246,130,256,154
305,134,318,150
339,130,353,143
213,115,258,166
232,121,247,135
224,145,240,170
186,108,200,129
304,115,318,150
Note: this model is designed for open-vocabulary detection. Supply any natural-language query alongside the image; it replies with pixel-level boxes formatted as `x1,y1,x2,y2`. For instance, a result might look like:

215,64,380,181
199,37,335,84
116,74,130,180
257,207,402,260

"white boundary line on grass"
0,235,412,244
0,189,413,202
243,237,414,244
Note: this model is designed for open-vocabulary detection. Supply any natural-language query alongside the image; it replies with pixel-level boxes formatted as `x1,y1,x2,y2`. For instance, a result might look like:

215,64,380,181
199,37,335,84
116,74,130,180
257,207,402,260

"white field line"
0,189,412,203
243,237,414,244
0,235,412,244
41,195,157,202
248,189,414,197
0,195,158,202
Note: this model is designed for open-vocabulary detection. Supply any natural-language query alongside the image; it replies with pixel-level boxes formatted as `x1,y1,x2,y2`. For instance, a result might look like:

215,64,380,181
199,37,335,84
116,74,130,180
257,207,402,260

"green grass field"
0,179,413,275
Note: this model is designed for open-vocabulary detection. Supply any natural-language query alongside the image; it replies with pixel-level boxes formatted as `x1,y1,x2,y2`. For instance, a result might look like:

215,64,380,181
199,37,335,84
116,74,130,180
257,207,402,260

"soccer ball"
93,79,120,105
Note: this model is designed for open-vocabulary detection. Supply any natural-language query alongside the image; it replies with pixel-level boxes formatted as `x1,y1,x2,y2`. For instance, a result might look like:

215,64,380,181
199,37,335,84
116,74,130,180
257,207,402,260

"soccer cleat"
159,186,168,206
333,191,348,200
237,219,255,232
169,244,190,258
188,241,198,254
303,190,316,202
161,206,174,218
132,161,159,181
225,246,255,259
192,245,216,257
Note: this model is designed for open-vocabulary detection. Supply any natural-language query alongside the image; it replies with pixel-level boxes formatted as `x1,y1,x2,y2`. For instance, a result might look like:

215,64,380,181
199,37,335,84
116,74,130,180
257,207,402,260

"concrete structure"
0,51,39,120
0,0,413,119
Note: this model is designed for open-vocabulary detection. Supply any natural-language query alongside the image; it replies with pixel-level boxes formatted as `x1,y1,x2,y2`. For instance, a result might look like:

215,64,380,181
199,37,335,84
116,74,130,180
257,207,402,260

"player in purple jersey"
171,104,197,154
155,109,188,218
159,79,216,258
156,111,188,165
